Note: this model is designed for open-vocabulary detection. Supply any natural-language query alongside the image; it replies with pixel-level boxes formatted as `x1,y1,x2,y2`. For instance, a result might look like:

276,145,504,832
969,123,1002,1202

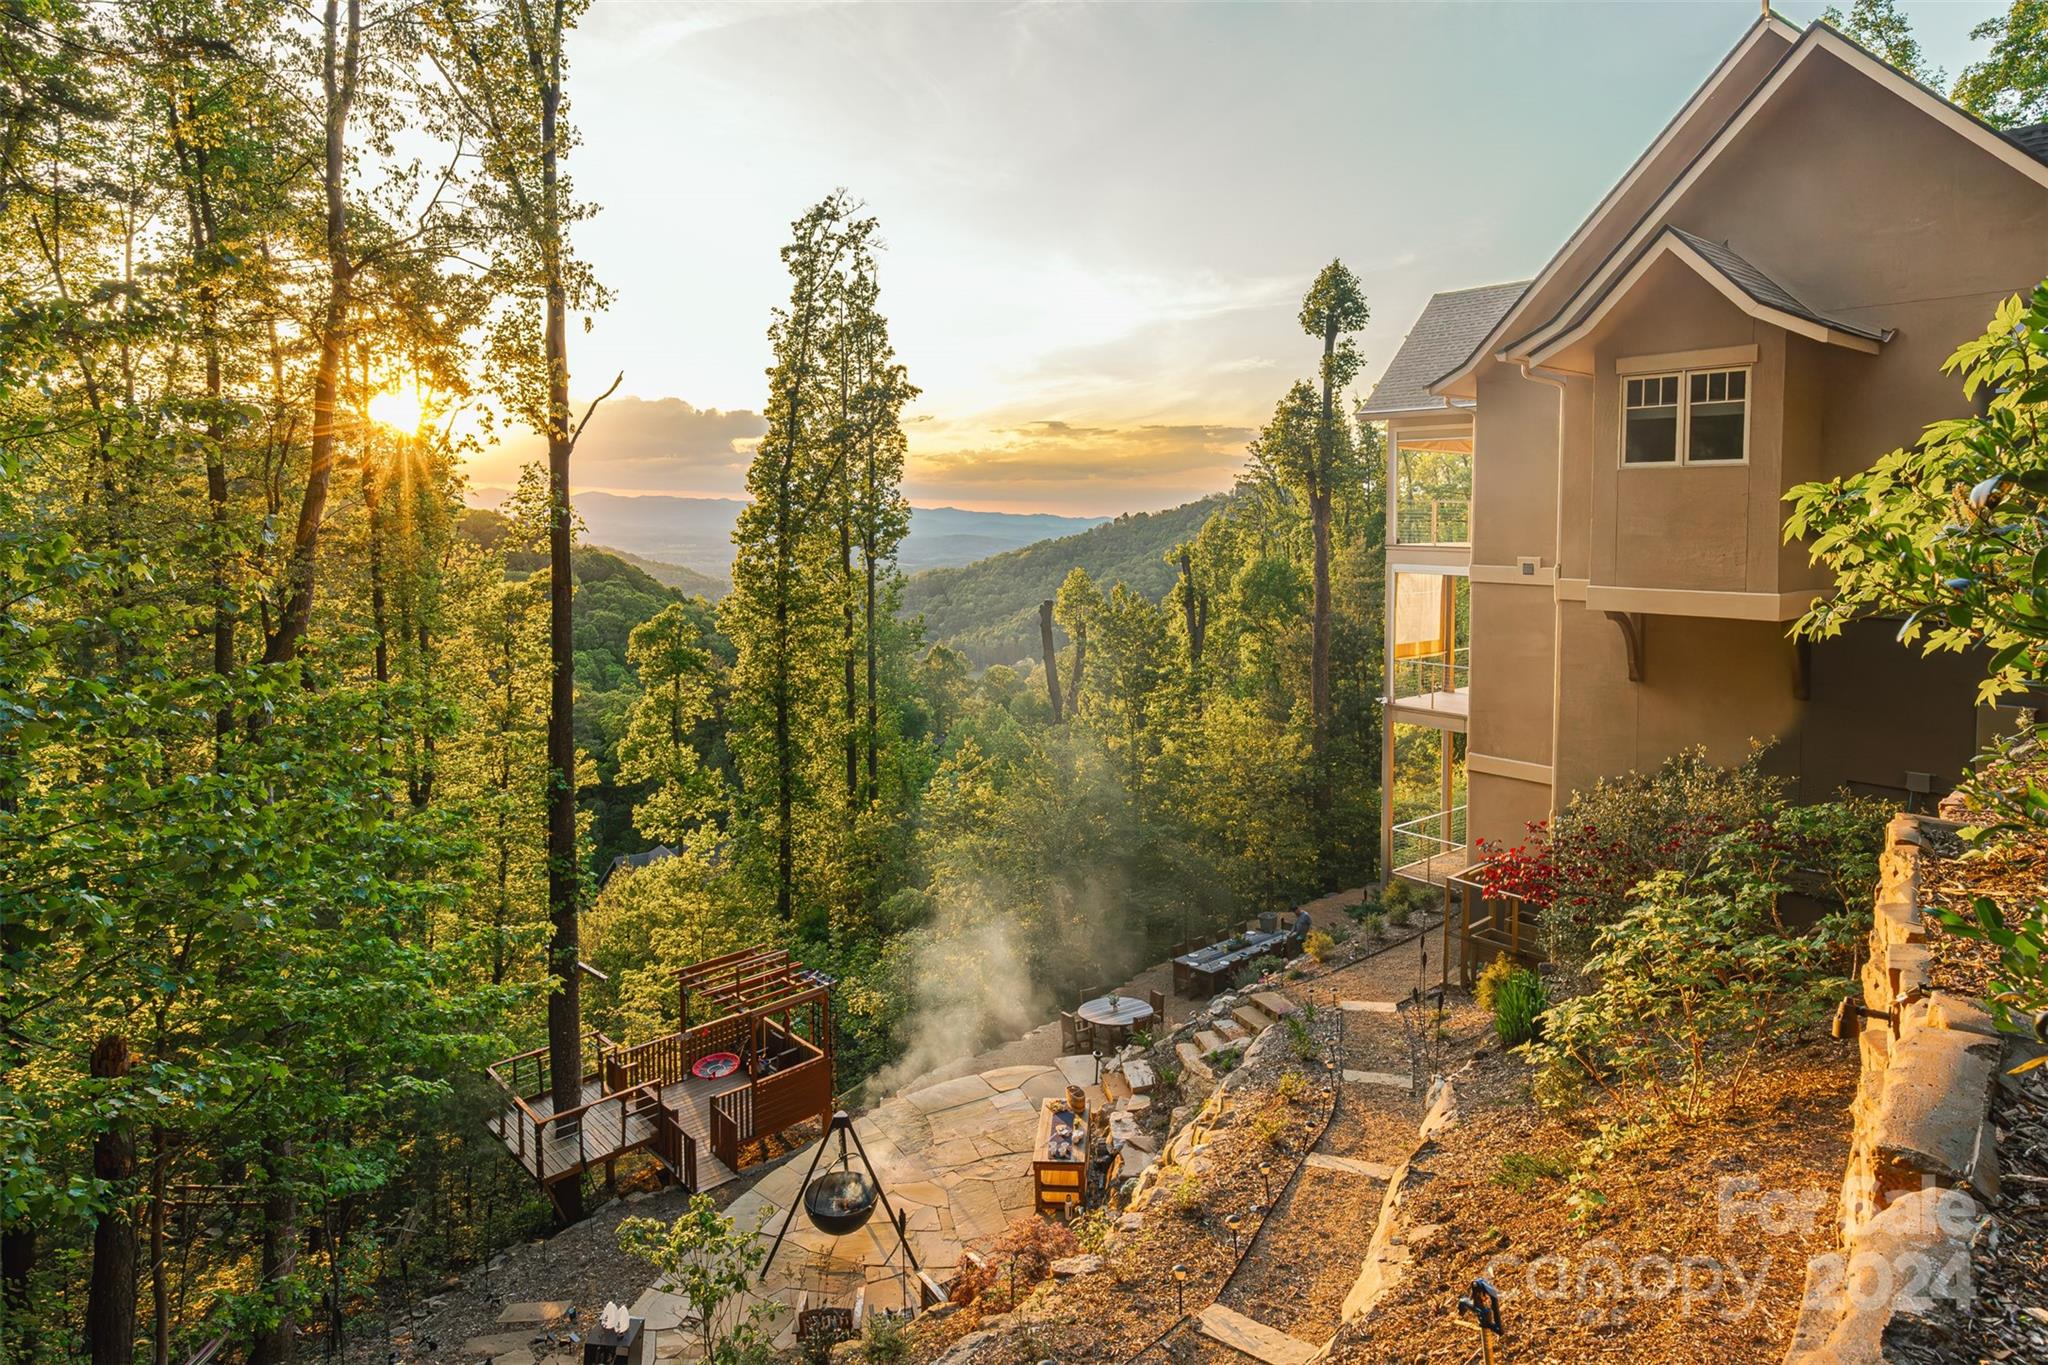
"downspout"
1519,360,1571,821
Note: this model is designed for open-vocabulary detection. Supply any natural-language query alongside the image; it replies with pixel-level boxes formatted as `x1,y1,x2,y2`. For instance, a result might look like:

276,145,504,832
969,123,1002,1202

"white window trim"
1619,364,1751,468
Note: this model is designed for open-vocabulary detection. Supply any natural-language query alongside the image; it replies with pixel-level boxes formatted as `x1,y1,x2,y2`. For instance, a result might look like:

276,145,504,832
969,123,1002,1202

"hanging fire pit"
804,1164,879,1236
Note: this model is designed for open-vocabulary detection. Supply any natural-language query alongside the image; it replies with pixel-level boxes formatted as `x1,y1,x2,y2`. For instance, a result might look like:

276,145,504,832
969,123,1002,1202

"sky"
467,0,2008,516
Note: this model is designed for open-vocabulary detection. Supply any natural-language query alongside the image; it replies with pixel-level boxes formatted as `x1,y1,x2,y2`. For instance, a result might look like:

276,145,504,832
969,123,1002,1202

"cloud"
468,396,767,496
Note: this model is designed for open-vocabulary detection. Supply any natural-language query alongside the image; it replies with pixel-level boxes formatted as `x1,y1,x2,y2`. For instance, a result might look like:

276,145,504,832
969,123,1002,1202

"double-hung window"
1621,366,1749,466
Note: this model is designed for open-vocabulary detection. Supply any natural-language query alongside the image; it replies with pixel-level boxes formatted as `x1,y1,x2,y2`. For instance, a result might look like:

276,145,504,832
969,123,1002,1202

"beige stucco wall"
1454,38,2048,862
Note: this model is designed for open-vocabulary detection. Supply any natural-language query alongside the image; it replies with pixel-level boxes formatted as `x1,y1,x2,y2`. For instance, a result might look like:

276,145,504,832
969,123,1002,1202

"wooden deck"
487,1071,748,1190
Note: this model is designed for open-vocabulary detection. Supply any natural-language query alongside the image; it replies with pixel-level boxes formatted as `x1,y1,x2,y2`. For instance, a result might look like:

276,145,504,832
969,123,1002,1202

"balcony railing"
1394,496,1470,547
1392,654,1468,700
1390,804,1467,886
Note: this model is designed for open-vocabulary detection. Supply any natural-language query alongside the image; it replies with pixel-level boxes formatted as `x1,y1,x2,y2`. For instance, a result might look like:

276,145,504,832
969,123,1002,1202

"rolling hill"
899,495,1228,668
464,488,1106,580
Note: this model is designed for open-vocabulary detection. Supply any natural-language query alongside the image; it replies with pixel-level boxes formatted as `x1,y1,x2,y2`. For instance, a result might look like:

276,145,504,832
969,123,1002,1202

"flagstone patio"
635,1058,1093,1353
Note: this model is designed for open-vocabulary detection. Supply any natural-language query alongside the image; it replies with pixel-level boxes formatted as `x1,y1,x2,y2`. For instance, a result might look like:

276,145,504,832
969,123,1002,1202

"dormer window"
1621,365,1749,466
1686,368,1747,462
1623,374,1680,463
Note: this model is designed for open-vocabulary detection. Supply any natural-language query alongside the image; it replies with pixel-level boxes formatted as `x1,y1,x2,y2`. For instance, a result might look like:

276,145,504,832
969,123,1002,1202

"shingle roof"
2008,122,2048,165
1665,227,1884,341
1359,281,1528,416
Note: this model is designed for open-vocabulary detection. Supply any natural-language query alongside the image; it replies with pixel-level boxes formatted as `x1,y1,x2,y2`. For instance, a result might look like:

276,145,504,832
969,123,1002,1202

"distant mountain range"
900,495,1228,668
465,489,1108,585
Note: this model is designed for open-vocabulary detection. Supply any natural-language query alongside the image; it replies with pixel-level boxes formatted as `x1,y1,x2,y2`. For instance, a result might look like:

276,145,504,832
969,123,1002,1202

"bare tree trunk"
249,1144,295,1365
1311,312,1338,830
864,534,879,803
86,1036,135,1365
538,23,584,1224
1038,600,1063,722
264,0,358,667
1065,622,1086,717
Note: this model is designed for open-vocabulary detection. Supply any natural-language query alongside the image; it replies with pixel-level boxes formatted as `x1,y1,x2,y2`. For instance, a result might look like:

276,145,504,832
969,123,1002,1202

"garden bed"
1331,1031,1857,1363
1917,819,2048,1000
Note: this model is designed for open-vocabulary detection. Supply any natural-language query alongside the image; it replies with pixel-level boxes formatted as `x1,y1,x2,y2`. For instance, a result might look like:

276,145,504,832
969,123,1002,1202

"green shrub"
1283,1012,1317,1061
1303,928,1335,961
1357,908,1386,938
1492,1150,1569,1192
1273,1068,1308,1102
1250,953,1285,977
1474,952,1515,1013
1527,871,1846,1120
1347,898,1383,923
862,1313,909,1363
1491,966,1546,1047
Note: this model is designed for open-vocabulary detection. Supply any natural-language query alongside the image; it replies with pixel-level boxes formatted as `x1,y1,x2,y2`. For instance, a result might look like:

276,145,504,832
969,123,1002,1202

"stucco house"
1361,14,2048,934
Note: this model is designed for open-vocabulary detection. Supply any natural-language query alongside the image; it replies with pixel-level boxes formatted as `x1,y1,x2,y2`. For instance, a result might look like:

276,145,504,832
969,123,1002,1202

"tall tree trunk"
1311,312,1338,826
149,1132,168,1365
864,533,879,804
1038,600,1063,723
1065,623,1086,717
249,1143,295,1365
85,1035,135,1365
538,30,584,1225
841,507,857,809
263,0,358,667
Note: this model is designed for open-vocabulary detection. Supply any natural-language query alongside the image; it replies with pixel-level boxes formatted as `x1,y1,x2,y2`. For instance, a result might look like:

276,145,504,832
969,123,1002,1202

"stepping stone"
1054,1053,1103,1089
904,1074,997,1114
1175,1041,1214,1082
1195,1304,1318,1365
1049,1254,1103,1279
1305,1152,1396,1180
1232,1004,1275,1035
1343,1069,1412,1091
495,1302,570,1325
1251,991,1298,1018
1123,1059,1156,1093
1218,1018,1248,1041
1340,999,1398,1014
1117,1093,1153,1114
1195,1029,1230,1055
982,1063,1055,1092
462,1330,540,1357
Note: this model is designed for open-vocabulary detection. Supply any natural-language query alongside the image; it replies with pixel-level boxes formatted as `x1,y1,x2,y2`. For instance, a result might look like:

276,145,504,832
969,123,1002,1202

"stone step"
1343,1069,1412,1091
1305,1152,1396,1180
1232,1003,1275,1035
1195,1303,1318,1365
1175,1041,1214,1083
1339,999,1398,1014
1251,990,1298,1018
1218,1018,1249,1041
1195,1029,1232,1056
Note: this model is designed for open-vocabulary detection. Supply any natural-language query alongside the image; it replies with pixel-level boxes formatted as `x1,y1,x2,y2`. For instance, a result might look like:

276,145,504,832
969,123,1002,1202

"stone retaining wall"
1784,815,2009,1363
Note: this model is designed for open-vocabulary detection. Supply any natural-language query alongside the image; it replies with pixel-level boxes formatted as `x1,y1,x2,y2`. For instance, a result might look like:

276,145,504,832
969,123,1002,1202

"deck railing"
710,1049,832,1170
494,1077,662,1182
1394,496,1470,546
486,1029,616,1106
1390,805,1467,886
1391,654,1468,701
1448,861,1542,982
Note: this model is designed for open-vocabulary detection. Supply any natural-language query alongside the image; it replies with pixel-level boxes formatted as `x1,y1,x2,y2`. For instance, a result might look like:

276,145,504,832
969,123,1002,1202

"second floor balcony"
1390,652,1469,721
1394,440,1472,548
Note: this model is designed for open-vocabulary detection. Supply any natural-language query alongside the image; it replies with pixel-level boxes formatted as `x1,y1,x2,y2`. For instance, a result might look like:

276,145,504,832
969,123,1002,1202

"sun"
367,383,427,432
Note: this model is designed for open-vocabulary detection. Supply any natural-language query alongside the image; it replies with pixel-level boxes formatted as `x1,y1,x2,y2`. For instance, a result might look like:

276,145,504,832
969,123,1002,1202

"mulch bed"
1919,826,2048,1001
1331,1031,1857,1364
1889,1065,2048,1363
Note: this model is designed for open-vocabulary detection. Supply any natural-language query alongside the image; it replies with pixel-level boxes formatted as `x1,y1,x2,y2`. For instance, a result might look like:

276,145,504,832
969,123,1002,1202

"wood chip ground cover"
1330,1033,1856,1364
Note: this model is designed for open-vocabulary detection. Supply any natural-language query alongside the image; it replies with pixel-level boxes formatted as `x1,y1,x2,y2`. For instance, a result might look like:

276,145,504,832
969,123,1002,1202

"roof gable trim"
1504,25,2048,365
1425,14,1800,399
1524,228,1884,367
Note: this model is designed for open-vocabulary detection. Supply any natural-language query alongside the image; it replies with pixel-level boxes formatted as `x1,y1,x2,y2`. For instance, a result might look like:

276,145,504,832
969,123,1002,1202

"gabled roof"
1360,281,1528,417
2009,122,2048,163
1495,24,2048,372
1431,20,2048,397
1525,227,1883,368
1425,12,1801,399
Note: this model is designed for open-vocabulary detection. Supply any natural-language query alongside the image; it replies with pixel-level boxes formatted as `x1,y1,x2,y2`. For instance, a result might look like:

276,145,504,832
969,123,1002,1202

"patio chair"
1060,1011,1096,1056
1147,989,1165,1023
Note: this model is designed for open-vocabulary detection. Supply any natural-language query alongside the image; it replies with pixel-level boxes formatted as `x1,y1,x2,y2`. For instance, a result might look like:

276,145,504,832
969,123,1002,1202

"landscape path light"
1172,1263,1189,1315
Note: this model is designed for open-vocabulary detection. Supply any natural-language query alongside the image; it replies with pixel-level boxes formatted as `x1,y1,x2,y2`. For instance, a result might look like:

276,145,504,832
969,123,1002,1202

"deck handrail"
1391,654,1469,701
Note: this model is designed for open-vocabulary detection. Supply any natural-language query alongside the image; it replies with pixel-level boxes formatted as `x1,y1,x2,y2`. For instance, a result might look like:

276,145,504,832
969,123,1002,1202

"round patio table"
1077,994,1155,1046
692,1051,741,1080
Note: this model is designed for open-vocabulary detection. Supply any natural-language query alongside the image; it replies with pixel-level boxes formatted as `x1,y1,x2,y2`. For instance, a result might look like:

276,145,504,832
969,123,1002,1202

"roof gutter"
1519,360,1573,820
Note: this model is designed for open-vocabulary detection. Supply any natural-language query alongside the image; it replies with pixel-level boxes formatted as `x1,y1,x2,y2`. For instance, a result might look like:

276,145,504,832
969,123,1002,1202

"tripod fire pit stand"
759,1111,928,1301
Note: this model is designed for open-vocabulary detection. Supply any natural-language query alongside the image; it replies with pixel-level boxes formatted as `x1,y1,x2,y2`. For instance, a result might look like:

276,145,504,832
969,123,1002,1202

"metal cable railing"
1393,496,1469,546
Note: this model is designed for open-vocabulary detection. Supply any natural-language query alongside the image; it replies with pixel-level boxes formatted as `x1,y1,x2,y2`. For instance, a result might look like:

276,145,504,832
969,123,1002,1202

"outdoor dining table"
1174,928,1291,997
1076,993,1155,1046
